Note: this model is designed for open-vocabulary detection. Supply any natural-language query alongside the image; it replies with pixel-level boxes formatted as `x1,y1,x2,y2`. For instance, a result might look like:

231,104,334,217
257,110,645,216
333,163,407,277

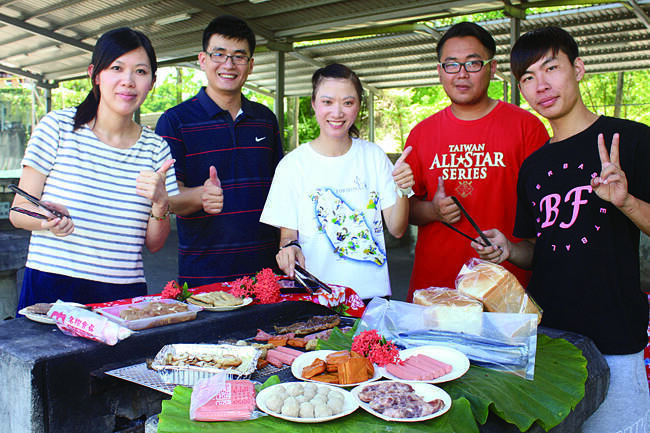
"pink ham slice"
273,346,303,358
386,354,453,380
266,348,297,366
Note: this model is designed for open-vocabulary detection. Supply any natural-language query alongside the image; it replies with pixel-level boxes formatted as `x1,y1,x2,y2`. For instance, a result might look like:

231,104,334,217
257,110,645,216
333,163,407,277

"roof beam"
177,0,275,41
0,62,57,87
625,0,650,30
0,12,93,52
289,50,383,95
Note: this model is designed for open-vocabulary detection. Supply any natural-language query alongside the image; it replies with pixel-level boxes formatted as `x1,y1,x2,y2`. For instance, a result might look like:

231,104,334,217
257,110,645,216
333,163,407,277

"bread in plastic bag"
190,373,260,421
48,300,132,345
413,287,484,333
455,258,542,324
359,297,538,380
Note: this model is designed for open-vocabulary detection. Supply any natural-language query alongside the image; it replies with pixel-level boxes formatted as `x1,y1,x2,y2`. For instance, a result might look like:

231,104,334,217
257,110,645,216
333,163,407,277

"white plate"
256,382,359,423
350,380,451,422
290,350,382,387
379,345,470,384
198,297,253,312
19,302,87,325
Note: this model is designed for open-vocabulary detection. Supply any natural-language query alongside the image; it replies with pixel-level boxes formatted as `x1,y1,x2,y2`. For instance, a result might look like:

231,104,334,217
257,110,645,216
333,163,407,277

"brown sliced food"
274,315,340,335
23,303,53,315
302,358,327,379
188,291,244,307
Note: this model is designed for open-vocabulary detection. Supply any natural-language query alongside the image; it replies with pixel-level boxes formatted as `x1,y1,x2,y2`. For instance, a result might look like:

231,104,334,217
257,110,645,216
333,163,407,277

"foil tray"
106,362,290,394
150,344,262,386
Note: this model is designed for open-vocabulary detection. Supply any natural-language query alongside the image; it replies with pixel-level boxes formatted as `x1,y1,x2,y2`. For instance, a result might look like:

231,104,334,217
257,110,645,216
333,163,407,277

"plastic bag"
456,258,542,323
189,373,263,421
48,300,132,345
358,297,538,380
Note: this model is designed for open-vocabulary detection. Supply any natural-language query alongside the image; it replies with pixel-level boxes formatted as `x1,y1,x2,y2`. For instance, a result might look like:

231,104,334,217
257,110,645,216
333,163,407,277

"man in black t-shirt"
472,26,650,432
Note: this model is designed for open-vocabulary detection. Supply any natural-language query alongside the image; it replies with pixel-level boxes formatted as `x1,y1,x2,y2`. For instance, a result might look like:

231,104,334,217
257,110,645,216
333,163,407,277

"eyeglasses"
205,51,251,65
439,58,493,74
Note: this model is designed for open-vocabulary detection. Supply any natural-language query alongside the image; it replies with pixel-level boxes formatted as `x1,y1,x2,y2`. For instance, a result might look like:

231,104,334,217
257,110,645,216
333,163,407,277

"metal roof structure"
0,0,648,97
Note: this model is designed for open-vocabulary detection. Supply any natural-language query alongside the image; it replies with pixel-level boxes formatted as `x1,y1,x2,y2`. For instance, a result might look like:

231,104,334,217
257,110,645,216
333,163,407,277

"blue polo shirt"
156,88,283,287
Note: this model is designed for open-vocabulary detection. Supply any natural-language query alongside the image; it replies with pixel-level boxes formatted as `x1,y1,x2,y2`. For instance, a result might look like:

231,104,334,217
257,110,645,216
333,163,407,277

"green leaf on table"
255,375,281,393
316,319,359,351
158,385,478,433
440,334,587,431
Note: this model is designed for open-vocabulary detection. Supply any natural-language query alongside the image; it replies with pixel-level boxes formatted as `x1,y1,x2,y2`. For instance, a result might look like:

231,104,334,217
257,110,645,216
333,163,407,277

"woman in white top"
260,63,414,300
11,27,178,310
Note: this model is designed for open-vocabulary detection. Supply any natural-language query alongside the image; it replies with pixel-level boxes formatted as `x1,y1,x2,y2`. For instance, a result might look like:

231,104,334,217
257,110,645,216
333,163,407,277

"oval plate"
379,345,470,384
197,297,253,312
256,382,359,423
290,350,382,387
351,380,451,422
19,302,88,325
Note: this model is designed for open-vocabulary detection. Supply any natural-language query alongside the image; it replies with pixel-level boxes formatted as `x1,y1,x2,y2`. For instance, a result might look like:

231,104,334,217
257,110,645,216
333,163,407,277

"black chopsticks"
441,196,492,248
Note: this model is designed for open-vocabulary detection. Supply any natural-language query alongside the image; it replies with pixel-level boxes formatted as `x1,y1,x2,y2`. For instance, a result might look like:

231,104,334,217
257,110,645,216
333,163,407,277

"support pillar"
510,17,521,106
275,51,285,137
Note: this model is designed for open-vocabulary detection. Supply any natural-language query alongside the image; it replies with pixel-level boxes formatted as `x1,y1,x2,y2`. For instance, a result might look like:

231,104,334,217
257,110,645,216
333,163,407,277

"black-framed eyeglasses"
205,51,251,65
439,58,493,74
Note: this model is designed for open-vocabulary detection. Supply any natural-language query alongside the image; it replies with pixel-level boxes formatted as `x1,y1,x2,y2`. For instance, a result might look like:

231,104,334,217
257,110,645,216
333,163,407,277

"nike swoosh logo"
255,136,266,142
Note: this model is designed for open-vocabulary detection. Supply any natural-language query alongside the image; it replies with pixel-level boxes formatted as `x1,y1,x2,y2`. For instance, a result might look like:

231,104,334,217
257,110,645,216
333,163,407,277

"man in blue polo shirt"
157,15,283,287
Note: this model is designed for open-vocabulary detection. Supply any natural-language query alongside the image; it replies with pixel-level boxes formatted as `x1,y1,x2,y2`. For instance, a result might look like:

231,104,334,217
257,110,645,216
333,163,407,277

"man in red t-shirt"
405,22,549,301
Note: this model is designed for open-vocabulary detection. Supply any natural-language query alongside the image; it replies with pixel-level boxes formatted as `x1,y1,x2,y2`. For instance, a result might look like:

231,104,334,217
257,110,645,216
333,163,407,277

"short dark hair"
436,22,496,59
202,15,256,55
74,27,157,130
510,26,580,81
311,63,363,138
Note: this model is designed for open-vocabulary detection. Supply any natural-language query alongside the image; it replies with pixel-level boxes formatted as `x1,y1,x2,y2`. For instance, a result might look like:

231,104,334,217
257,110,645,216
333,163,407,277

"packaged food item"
189,374,258,421
48,300,132,345
455,258,542,324
359,297,538,380
414,287,484,333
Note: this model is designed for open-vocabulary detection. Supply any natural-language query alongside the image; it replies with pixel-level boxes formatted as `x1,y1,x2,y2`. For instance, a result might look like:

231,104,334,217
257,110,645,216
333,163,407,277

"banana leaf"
157,385,478,433
157,333,586,433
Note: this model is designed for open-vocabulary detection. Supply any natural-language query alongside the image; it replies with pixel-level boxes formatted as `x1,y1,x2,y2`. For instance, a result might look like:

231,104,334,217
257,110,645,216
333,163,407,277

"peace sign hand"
591,133,628,207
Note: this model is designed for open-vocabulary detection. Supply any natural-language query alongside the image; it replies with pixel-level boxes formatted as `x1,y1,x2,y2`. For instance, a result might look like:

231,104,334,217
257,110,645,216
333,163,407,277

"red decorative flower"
161,280,191,302
352,329,401,367
162,280,181,299
229,269,281,304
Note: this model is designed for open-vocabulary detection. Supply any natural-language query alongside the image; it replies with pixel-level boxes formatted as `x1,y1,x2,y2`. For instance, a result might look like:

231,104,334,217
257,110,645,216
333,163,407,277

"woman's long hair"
311,63,363,138
74,27,157,130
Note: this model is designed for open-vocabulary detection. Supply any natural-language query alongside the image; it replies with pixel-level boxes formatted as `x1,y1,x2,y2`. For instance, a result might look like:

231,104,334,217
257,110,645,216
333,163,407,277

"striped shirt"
22,107,179,284
156,88,283,286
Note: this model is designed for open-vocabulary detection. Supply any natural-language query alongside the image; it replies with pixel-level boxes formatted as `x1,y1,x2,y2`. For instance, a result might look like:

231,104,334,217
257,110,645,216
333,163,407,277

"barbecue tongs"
293,264,333,294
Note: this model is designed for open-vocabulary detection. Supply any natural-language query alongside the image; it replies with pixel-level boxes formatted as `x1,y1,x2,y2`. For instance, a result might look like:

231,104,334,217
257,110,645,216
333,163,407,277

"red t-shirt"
405,101,549,301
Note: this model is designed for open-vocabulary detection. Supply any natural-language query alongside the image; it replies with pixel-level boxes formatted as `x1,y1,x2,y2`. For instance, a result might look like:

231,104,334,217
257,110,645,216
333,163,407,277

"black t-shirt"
514,116,650,354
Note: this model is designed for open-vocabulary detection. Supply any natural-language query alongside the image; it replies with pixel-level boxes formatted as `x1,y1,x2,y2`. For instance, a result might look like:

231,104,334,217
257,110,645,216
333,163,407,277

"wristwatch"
280,239,301,250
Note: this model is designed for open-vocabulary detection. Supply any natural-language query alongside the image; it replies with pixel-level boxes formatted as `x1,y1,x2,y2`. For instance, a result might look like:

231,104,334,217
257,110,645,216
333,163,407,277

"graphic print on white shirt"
311,188,386,265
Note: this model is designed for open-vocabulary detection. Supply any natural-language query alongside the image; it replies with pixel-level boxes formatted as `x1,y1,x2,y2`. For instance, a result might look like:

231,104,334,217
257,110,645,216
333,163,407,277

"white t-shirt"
260,138,397,299
22,107,179,284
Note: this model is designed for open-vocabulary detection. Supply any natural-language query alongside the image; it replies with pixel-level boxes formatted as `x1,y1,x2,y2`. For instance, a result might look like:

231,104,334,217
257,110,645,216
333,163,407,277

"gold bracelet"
150,204,170,221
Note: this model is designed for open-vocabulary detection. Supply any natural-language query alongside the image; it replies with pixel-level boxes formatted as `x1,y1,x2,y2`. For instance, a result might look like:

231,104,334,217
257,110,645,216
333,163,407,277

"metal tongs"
440,196,492,248
293,264,333,294
9,184,66,220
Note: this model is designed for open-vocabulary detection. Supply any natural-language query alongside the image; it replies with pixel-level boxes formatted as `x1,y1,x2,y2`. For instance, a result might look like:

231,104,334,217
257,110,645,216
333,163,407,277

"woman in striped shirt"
10,27,178,310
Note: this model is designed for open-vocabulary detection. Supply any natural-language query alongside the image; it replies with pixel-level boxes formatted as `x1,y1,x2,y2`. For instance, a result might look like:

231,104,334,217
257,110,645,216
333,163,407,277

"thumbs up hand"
202,166,224,214
433,176,461,224
392,146,415,195
137,159,174,208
